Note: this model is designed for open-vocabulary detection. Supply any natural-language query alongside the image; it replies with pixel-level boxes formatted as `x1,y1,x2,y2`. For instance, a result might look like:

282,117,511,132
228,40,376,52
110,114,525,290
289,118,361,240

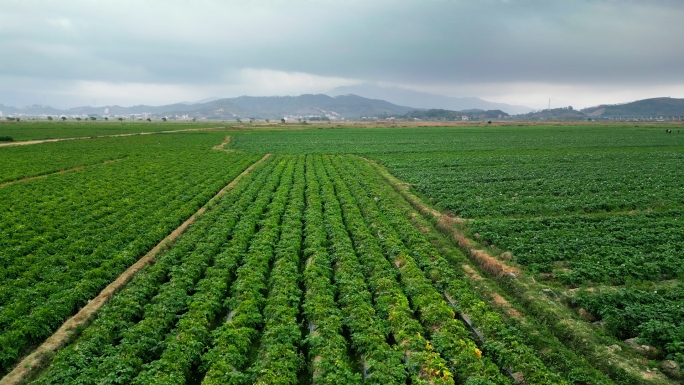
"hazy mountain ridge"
324,84,534,115
1,94,416,120
3,96,684,121
581,97,684,117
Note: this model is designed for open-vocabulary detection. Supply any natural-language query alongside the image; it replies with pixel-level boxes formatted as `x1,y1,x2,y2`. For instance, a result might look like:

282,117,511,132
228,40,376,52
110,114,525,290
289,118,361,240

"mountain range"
0,94,416,121
2,95,683,121
324,84,534,115
581,97,684,118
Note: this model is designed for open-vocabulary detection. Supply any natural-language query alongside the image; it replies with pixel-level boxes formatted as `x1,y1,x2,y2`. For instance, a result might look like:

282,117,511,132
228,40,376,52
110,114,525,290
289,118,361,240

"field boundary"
0,126,231,147
0,158,125,189
0,153,271,385
212,135,235,152
361,156,677,385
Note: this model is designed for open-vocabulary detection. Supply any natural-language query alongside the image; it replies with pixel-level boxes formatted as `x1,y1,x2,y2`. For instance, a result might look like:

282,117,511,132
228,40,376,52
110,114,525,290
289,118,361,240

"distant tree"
47,116,53,121
104,117,109,121
162,117,167,122
265,119,270,123
76,117,82,121
236,118,242,123
568,106,573,110
118,117,123,121
281,118,285,124
302,120,307,124
249,118,255,123
487,120,492,124
61,116,67,121
89,116,96,121
146,118,151,122
297,118,302,123
192,118,196,122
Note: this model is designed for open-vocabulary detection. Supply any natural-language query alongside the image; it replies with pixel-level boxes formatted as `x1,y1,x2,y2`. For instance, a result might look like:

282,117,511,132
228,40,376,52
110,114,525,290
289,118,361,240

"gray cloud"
1,0,683,108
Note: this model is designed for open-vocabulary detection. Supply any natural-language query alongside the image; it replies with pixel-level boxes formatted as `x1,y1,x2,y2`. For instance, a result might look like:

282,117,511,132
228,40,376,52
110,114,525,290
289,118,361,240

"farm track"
0,154,270,385
363,157,678,385
211,135,232,152
0,126,230,147
0,158,125,189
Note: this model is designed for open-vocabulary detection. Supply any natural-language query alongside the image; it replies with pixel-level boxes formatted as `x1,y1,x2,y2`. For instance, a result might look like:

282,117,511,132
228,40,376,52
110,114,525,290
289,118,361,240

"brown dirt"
490,292,523,318
212,135,232,151
462,264,483,281
0,153,270,385
0,158,124,189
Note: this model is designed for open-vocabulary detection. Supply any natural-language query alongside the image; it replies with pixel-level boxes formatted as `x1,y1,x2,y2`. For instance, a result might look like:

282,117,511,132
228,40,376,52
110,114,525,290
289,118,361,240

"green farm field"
0,120,235,141
1,123,683,384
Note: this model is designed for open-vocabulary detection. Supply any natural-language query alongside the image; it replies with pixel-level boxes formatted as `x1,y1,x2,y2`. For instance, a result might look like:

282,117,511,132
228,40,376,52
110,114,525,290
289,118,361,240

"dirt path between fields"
0,126,230,148
0,158,124,189
212,135,233,152
0,153,271,385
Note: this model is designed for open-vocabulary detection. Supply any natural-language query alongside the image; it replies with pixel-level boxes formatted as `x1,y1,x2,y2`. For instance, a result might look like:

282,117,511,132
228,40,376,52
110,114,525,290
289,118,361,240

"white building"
104,108,109,115
462,116,469,121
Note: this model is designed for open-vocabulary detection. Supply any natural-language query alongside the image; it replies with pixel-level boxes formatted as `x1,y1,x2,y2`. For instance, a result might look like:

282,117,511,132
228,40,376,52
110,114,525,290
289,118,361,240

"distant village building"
0,111,3,117
104,108,109,116
461,116,469,121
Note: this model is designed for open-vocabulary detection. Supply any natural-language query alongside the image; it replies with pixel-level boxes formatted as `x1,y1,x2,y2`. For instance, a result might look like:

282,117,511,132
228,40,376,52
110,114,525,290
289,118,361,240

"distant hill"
404,108,509,121
515,107,587,121
325,84,534,115
1,94,417,120
581,97,684,117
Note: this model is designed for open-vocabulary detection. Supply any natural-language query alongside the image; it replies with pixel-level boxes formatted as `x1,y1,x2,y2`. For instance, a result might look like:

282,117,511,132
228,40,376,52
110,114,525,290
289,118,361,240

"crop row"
23,154,558,384
32,154,281,385
339,155,574,384
300,155,359,383
471,210,684,285
314,156,406,384
0,138,261,374
322,156,510,385
378,150,684,218
201,155,296,384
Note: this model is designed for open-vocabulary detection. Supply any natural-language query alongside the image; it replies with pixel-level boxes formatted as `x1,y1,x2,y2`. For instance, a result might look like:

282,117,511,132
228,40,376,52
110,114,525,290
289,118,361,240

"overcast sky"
1,0,684,109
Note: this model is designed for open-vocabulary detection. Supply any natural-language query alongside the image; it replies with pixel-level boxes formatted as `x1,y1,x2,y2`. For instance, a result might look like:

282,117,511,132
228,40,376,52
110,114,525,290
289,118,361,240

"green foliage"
574,284,684,366
0,134,261,374
0,120,227,141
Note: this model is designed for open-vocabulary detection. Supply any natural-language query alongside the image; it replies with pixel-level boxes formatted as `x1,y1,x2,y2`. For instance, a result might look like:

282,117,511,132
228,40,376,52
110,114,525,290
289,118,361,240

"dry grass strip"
0,153,270,385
